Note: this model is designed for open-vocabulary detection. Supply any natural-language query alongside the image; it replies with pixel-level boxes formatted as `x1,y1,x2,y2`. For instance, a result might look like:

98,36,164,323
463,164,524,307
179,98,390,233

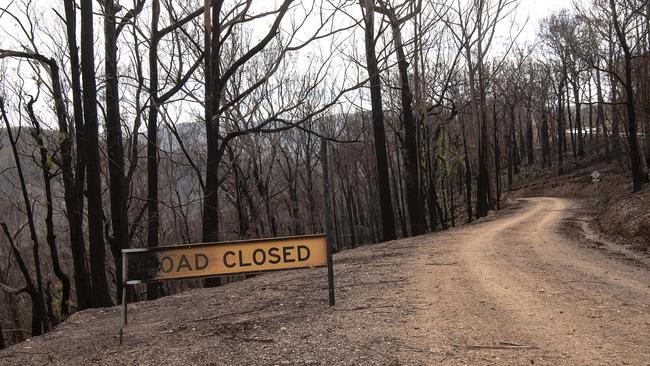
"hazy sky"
520,0,576,43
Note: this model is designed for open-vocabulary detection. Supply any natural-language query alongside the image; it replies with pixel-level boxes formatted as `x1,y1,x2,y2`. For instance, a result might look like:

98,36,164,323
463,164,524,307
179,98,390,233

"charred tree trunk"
321,140,336,252
393,132,408,237
279,147,301,236
595,69,610,157
541,105,551,167
517,116,526,165
331,179,342,251
146,0,162,299
1,224,48,336
588,77,593,142
571,75,584,158
361,0,396,241
610,75,622,161
26,100,71,318
0,102,49,334
0,50,81,315
557,76,565,175
63,0,92,310
493,100,501,210
203,0,226,287
229,146,249,237
104,0,129,303
449,173,455,227
525,108,534,166
566,82,575,158
345,180,358,247
610,0,649,190
474,7,490,218
507,102,515,186
203,0,223,245
387,13,426,235
426,136,439,231
461,114,472,223
81,0,112,307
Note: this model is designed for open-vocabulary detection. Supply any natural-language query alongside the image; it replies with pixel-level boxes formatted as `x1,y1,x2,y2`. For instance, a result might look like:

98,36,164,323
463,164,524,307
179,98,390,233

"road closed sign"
122,234,328,283
119,234,334,344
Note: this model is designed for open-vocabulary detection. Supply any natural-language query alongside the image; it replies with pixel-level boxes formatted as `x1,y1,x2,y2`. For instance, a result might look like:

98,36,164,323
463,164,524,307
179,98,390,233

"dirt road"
406,197,650,365
1,197,649,365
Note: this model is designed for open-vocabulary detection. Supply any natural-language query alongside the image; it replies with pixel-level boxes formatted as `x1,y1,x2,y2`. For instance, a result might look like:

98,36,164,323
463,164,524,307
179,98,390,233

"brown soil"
1,197,649,365
505,158,650,251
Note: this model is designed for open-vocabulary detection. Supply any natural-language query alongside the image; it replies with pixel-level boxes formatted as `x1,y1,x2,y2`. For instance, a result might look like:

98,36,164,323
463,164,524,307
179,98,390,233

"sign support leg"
321,139,335,307
123,286,128,325
119,256,128,345
327,239,335,306
119,284,127,344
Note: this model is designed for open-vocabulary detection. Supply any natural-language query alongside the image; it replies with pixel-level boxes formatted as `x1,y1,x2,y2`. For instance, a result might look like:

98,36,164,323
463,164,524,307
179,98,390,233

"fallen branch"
0,283,27,295
232,333,275,343
454,342,538,350
189,301,278,323
200,327,274,343
335,305,395,311
498,341,527,347
568,280,607,285
339,279,407,288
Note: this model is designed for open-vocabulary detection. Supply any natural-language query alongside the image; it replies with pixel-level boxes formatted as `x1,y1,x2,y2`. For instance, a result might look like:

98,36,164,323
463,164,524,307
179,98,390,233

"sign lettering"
123,234,327,283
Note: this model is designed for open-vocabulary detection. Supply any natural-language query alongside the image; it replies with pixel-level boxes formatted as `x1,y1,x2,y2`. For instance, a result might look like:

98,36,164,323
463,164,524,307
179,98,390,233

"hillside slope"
1,197,649,365
505,158,650,251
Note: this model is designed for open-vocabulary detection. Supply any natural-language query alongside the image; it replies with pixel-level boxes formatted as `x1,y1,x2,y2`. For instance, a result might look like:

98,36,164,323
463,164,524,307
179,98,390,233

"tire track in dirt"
447,197,650,365
403,201,559,365
404,197,649,365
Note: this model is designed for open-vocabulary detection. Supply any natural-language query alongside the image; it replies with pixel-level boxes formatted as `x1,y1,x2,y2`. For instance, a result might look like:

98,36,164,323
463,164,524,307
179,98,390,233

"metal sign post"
321,139,335,307
119,260,127,344
591,170,601,184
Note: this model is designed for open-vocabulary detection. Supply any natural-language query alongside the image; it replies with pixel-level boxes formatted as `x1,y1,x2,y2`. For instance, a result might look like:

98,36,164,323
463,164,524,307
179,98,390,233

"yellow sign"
123,234,327,283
